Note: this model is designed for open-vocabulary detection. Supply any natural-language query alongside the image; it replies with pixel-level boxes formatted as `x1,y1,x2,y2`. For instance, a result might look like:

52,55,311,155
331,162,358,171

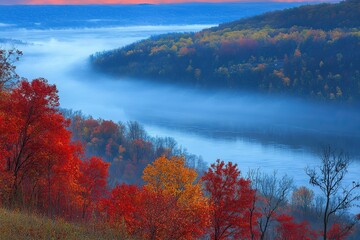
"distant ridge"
215,0,359,30
91,0,360,102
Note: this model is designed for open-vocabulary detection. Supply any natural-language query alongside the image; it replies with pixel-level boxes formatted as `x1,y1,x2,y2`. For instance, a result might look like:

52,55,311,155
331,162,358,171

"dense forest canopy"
91,0,360,102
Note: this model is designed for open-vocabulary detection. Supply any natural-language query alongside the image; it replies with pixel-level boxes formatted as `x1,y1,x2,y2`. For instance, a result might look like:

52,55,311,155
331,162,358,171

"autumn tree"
0,51,84,214
102,156,210,239
202,160,259,240
306,146,360,240
103,184,180,239
79,156,109,219
275,214,318,240
141,155,210,239
0,49,20,202
36,136,82,218
0,78,82,214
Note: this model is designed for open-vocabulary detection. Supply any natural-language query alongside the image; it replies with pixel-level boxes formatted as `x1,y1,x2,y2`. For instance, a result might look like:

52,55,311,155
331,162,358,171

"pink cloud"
12,0,339,5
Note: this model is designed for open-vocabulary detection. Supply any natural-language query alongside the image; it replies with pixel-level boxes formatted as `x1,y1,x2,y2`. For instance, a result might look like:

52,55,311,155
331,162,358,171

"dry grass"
0,208,132,240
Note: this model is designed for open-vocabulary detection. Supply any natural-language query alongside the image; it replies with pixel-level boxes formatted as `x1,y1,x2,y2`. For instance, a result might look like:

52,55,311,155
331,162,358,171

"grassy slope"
0,208,132,240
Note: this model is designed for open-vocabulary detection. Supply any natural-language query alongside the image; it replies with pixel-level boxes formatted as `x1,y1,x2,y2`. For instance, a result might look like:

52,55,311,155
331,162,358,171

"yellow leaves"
142,156,197,196
150,45,169,56
126,49,143,56
170,45,178,52
142,156,209,208
179,37,193,45
142,156,210,237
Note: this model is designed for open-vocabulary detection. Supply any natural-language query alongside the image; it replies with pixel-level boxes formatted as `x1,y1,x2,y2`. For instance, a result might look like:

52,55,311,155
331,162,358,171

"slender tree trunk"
9,173,19,207
323,196,330,240
249,195,257,240
260,215,271,240
82,201,87,219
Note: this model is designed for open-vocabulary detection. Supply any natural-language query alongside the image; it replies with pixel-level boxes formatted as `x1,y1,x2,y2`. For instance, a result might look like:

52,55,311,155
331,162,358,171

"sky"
0,0,339,5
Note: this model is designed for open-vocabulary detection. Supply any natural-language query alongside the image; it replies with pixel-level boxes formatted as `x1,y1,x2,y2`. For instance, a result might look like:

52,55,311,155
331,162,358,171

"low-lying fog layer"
1,25,359,194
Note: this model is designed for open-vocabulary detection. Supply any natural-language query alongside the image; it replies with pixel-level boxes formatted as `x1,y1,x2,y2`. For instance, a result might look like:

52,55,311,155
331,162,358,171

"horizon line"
0,0,340,6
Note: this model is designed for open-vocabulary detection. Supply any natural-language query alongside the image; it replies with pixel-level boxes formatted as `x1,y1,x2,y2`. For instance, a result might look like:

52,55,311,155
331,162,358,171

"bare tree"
126,121,148,141
306,146,360,240
248,170,293,240
247,169,261,240
0,48,22,90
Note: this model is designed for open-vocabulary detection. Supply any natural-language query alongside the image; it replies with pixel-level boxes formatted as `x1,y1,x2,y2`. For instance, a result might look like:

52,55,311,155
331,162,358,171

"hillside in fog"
91,0,360,102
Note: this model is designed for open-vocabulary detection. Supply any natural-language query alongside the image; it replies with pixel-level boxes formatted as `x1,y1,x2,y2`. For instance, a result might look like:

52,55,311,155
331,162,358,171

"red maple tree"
202,159,259,240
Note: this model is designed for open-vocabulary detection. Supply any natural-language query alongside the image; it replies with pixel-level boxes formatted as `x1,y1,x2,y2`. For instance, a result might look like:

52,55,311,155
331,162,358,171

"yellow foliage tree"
142,156,210,239
143,155,203,202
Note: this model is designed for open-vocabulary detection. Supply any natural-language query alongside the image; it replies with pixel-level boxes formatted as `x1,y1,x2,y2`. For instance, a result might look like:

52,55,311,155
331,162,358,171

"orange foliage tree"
141,155,210,239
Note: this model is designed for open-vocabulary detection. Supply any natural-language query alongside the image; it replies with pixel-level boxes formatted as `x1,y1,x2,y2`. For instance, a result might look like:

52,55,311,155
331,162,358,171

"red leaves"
1,79,73,207
101,156,210,239
202,159,258,240
79,156,109,219
104,184,207,240
275,214,318,240
327,223,354,240
0,78,110,220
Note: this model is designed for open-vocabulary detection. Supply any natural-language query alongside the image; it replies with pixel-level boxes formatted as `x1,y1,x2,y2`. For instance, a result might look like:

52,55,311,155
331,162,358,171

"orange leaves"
142,156,197,197
142,155,210,238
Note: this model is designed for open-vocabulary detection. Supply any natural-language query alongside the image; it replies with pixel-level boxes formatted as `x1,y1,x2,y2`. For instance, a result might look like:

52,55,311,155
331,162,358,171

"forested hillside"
91,0,360,102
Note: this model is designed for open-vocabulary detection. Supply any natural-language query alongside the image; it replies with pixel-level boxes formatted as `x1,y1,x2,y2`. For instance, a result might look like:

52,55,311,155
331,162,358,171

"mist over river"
0,3,358,204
